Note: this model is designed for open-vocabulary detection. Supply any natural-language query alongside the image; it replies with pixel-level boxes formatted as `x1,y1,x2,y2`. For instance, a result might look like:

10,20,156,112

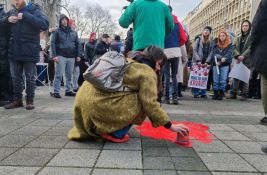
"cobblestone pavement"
0,87,266,175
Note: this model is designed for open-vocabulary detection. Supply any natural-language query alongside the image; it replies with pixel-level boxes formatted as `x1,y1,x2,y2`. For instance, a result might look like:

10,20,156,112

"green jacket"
233,34,252,68
119,0,174,51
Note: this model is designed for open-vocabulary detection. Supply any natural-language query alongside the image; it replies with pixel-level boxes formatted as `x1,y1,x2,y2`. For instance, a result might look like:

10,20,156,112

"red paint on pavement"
135,121,214,148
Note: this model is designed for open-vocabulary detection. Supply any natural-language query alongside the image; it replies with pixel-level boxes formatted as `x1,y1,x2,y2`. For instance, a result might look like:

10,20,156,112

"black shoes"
65,92,76,97
262,145,267,153
173,97,179,105
260,117,267,125
50,92,62,98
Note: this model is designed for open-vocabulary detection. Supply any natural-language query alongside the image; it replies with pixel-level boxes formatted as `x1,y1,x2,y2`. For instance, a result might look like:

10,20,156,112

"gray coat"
192,37,213,63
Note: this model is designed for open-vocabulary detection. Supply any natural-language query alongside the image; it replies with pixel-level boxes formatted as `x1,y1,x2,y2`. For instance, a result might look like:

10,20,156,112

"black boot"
218,90,224,100
212,90,219,100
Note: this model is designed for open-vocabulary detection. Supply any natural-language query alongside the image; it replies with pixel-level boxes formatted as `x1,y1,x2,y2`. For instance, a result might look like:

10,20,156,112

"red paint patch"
135,121,214,148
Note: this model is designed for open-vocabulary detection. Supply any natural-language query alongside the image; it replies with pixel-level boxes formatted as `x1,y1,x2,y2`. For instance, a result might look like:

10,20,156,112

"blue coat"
209,44,233,67
2,3,49,62
164,23,180,49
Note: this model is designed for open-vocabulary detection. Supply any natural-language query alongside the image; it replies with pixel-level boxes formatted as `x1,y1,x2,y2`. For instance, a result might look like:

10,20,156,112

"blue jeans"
213,66,229,91
72,65,80,90
164,58,179,100
193,88,206,96
53,56,75,94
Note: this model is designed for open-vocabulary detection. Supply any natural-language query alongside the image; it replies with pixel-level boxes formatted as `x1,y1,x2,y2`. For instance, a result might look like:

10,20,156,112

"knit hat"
204,26,212,33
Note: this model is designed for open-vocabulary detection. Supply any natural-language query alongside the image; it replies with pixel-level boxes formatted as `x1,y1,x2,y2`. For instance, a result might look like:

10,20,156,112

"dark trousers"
0,69,13,102
249,71,261,98
48,60,55,83
164,58,179,100
9,60,36,101
78,60,89,86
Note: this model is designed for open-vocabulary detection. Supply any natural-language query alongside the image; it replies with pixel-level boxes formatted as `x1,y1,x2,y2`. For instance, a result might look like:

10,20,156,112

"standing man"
50,14,80,98
1,0,49,110
251,0,267,126
0,4,12,107
119,0,174,51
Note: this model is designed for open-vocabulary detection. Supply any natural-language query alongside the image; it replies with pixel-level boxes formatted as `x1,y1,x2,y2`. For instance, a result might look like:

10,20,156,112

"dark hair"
168,5,173,12
143,46,167,68
241,20,252,36
114,35,121,41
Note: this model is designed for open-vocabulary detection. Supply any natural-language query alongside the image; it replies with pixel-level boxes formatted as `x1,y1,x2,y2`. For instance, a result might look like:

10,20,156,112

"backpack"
83,51,131,92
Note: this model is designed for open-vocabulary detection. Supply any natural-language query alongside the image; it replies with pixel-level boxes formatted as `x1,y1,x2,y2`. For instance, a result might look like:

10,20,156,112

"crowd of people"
0,0,266,152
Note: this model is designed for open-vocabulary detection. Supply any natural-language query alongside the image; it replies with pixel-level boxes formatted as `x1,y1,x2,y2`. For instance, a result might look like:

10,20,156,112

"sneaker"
26,100,35,110
262,145,267,153
201,95,208,99
65,92,76,97
260,117,267,125
4,101,23,109
173,98,179,105
101,134,130,143
50,92,61,98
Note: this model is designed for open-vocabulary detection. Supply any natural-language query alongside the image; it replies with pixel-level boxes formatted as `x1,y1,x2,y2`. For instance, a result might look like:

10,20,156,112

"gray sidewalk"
0,87,266,175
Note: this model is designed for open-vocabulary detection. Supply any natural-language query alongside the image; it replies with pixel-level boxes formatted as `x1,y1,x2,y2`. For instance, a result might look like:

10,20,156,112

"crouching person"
68,46,189,143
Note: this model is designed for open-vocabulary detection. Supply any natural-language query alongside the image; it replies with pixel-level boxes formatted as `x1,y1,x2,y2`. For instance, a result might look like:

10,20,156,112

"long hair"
89,32,96,43
217,31,231,49
142,46,167,68
241,20,252,36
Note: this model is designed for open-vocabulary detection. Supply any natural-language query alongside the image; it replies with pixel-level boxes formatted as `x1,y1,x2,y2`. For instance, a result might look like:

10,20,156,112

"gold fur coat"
67,62,170,140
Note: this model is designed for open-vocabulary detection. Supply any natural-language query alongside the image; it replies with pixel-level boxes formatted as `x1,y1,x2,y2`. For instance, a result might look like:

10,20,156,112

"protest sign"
188,64,210,90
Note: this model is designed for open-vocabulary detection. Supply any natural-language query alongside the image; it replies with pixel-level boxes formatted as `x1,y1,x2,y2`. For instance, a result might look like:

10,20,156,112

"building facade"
183,0,261,39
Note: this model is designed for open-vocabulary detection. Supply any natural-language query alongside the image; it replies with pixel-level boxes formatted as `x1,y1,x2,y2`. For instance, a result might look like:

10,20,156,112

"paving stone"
229,124,264,132
103,138,141,150
64,140,104,149
241,154,267,172
212,173,262,175
198,153,257,172
11,126,50,136
142,138,167,147
1,148,58,166
144,170,177,175
48,149,100,167
92,169,143,175
96,150,142,169
143,147,170,157
168,147,198,157
241,132,267,142
0,125,21,135
208,124,235,131
0,148,18,161
25,136,68,148
255,125,267,132
56,120,73,127
224,141,264,154
31,119,62,126
0,135,36,147
143,156,175,170
211,131,250,141
43,127,71,136
178,171,212,175
172,157,208,171
38,167,91,175
0,166,40,175
0,118,36,126
193,140,233,153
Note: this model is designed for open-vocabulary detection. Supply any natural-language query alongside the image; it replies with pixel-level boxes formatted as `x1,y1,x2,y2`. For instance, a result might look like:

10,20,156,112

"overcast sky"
70,0,202,21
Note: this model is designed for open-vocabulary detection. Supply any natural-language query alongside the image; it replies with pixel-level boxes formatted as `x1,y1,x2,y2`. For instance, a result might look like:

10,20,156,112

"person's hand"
17,13,23,20
8,16,18,23
221,57,226,63
205,63,211,68
53,57,59,62
76,57,81,62
169,124,189,137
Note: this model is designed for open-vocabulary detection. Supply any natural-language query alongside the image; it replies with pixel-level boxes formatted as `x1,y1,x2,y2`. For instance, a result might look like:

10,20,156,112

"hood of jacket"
172,14,179,24
59,14,69,28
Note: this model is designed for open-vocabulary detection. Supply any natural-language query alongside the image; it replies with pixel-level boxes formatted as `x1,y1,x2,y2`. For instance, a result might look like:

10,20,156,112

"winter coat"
193,36,214,63
233,34,252,68
119,0,174,51
165,15,180,49
0,3,49,62
208,43,234,67
84,40,96,64
0,6,9,73
251,0,267,76
67,62,170,140
51,15,80,59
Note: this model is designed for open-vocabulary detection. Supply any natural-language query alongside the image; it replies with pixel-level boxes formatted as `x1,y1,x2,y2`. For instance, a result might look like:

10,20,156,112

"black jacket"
50,14,80,59
0,3,49,62
251,0,267,76
84,40,96,64
94,40,110,56
209,44,233,67
0,6,9,60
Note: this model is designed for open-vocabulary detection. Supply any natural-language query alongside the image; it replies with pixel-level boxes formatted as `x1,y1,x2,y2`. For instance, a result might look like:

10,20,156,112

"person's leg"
65,58,75,94
23,62,37,109
240,81,249,101
212,66,219,99
163,61,171,103
200,89,207,98
72,65,80,91
170,58,179,104
4,60,24,109
218,66,229,100
48,60,55,85
193,88,200,97
260,74,267,125
53,56,66,95
230,78,239,99
207,68,213,91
